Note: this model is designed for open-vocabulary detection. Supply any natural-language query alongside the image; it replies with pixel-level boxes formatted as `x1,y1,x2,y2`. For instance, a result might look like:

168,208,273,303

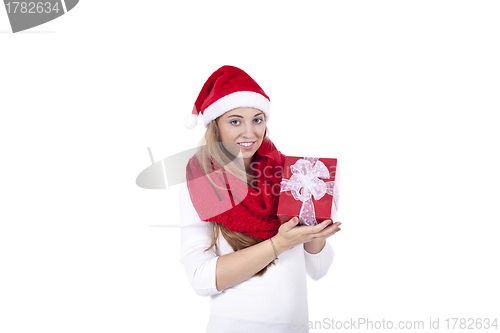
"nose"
241,122,253,138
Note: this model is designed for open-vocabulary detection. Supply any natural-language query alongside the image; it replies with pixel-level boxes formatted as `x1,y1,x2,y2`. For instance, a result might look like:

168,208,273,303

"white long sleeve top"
179,181,334,333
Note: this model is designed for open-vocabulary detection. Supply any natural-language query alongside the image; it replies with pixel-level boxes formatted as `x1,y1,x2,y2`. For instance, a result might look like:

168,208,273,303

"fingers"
314,222,341,239
308,219,337,233
283,218,341,237
282,216,299,231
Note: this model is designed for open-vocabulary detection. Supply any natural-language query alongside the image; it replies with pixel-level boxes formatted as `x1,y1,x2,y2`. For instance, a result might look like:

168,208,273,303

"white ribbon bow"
280,157,339,225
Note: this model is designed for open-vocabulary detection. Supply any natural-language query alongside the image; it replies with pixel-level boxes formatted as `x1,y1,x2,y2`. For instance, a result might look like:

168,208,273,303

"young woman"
179,65,341,333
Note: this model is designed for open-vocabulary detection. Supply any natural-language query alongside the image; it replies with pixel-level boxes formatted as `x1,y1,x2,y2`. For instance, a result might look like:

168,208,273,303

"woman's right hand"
271,217,337,255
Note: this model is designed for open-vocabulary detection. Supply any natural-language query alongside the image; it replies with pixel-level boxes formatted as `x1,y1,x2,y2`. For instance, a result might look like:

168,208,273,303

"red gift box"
277,156,339,226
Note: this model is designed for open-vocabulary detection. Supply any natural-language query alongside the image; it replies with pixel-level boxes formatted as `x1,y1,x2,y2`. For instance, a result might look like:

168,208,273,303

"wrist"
271,234,287,256
304,238,326,254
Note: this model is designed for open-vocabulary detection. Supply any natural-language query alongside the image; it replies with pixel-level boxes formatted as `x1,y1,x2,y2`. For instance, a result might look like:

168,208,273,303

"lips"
237,141,255,150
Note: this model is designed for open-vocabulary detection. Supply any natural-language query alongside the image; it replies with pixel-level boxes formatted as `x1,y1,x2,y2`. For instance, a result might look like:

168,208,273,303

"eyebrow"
228,112,264,118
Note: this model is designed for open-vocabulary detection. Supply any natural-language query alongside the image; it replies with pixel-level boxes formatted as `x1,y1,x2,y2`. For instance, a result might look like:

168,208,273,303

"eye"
230,119,240,125
254,118,263,124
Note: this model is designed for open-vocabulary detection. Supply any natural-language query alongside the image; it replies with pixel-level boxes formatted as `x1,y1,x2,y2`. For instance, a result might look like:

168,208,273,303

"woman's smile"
237,141,256,150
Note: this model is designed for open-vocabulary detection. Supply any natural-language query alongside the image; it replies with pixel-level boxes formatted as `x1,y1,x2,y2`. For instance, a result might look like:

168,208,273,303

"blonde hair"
198,117,274,277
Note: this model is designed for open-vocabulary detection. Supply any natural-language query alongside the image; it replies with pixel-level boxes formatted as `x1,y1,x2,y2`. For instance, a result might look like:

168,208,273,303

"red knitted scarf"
186,138,286,239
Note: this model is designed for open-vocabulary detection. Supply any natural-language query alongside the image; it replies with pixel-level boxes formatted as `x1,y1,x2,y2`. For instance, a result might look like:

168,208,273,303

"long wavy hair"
197,117,275,277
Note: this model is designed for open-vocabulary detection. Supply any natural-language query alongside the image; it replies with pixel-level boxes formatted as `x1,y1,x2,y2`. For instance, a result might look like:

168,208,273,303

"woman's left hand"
304,220,341,254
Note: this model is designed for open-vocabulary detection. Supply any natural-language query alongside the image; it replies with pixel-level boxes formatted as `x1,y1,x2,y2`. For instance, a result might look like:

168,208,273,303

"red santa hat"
184,65,271,129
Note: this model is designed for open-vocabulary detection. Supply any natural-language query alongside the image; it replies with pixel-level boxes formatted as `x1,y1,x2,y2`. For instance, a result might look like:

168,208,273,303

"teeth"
239,142,253,147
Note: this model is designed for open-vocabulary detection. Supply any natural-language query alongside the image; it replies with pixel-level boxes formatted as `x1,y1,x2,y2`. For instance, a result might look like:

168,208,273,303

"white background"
1,1,499,332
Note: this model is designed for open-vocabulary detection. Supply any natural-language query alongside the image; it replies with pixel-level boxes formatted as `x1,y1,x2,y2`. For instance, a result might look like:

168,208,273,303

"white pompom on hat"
183,113,198,129
185,65,271,129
